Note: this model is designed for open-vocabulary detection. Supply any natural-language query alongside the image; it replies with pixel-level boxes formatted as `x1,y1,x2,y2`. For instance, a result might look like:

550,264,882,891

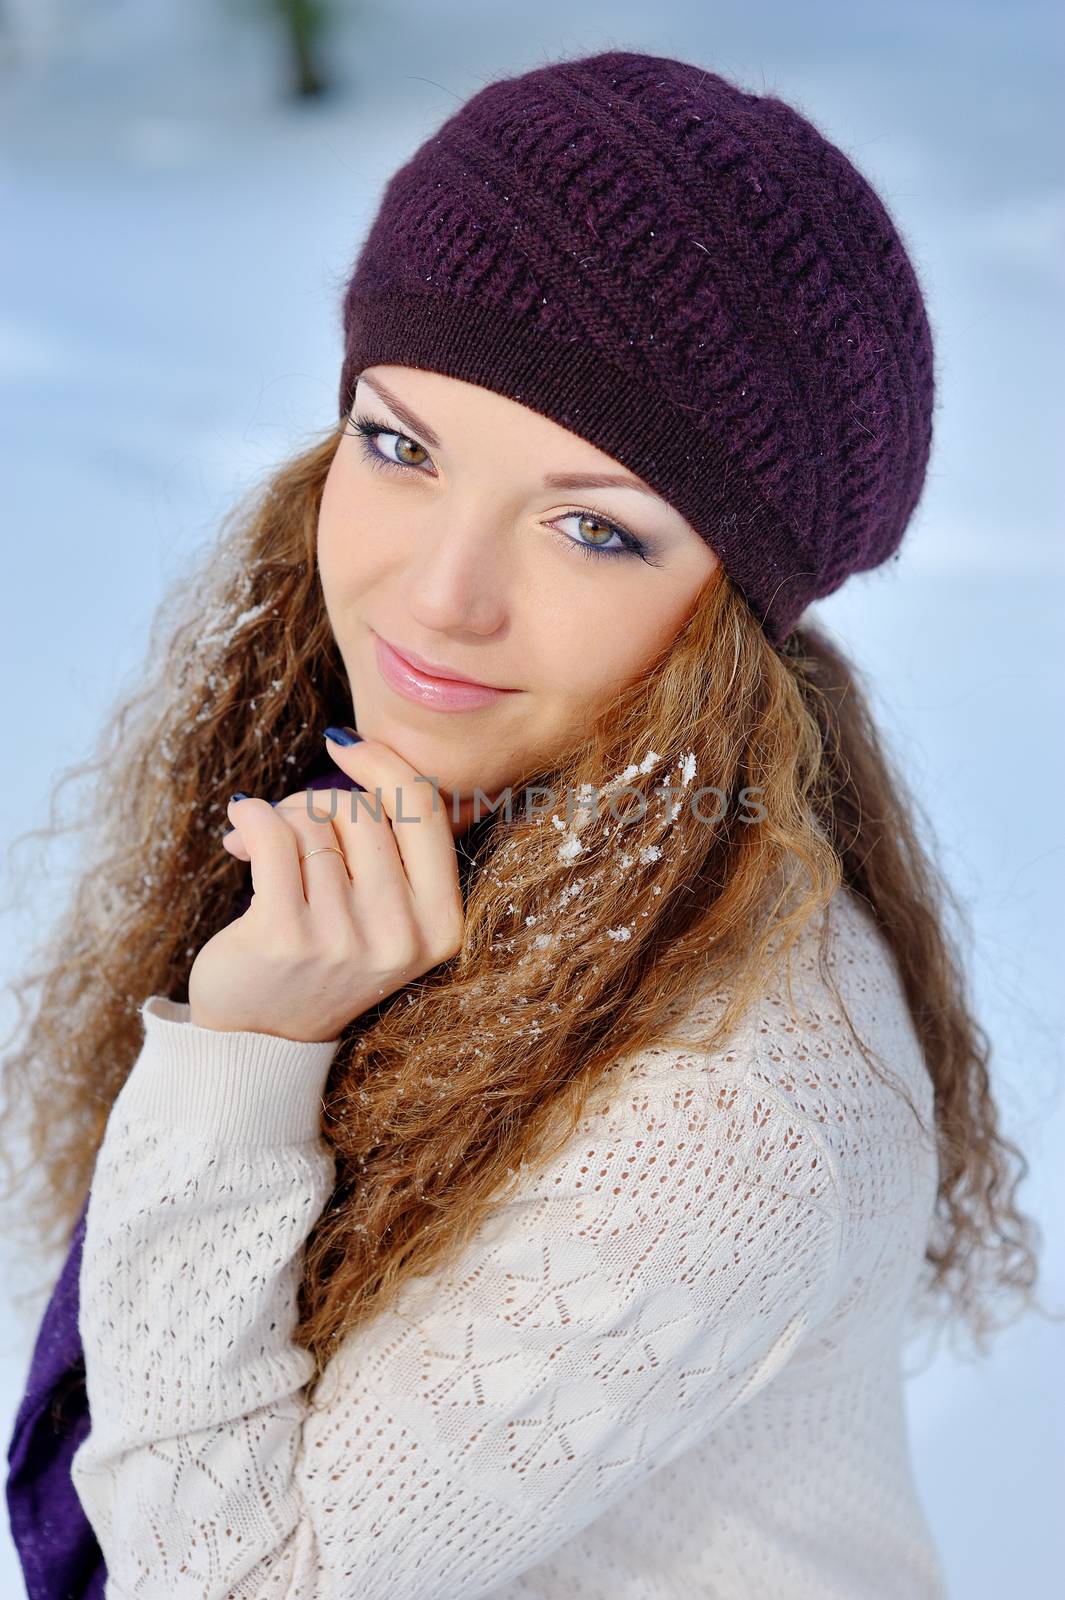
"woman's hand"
188,733,465,1043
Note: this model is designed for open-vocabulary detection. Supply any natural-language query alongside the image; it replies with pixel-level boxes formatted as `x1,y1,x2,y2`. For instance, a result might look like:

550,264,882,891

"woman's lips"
373,632,518,711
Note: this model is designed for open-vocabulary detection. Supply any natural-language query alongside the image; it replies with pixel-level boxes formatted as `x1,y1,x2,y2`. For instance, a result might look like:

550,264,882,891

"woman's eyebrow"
541,469,661,497
357,374,662,500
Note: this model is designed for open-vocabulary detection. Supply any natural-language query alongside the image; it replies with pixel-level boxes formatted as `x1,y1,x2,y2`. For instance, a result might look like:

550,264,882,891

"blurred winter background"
0,0,1062,1593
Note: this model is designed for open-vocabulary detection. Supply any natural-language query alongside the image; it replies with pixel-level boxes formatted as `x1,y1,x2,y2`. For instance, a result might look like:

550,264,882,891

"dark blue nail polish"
230,791,250,802
324,725,362,746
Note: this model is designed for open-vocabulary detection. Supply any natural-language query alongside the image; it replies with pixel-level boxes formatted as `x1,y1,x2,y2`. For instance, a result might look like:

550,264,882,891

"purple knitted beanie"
337,49,936,645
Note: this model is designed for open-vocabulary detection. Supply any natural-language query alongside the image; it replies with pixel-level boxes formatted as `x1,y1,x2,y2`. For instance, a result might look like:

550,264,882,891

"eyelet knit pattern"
338,49,936,644
69,886,947,1597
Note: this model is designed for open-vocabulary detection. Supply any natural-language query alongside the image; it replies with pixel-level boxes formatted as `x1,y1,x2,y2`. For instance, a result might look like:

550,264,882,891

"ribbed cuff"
111,995,342,1145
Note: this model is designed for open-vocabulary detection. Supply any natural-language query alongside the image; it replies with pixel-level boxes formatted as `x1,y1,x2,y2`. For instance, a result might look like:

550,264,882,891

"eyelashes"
346,413,659,566
349,417,435,481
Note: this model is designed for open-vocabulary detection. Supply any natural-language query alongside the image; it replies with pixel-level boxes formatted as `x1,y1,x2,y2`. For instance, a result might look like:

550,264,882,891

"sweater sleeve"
71,995,844,1600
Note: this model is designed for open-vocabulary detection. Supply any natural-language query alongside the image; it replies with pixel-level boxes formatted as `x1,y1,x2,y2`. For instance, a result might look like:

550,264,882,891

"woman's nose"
403,518,510,634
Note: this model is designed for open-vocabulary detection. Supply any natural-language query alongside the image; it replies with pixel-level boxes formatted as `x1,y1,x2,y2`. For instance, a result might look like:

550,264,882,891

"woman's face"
317,364,720,837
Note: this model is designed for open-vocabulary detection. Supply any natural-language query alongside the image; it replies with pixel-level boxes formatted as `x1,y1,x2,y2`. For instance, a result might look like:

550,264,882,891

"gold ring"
298,846,353,883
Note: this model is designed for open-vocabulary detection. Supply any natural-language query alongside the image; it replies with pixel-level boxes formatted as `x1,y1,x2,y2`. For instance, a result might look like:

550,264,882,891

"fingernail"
230,791,251,802
324,725,362,746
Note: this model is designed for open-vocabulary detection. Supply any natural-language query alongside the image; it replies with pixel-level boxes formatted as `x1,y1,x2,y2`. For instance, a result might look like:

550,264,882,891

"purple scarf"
4,751,367,1598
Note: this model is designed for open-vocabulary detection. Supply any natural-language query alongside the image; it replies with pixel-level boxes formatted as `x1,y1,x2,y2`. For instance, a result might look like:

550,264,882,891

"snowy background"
1,1,1062,1593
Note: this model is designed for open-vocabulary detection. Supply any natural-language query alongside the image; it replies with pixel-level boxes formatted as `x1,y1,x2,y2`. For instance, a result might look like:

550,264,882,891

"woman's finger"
221,829,247,860
299,783,420,950
324,738,464,959
224,796,309,921
221,797,291,862
271,793,358,925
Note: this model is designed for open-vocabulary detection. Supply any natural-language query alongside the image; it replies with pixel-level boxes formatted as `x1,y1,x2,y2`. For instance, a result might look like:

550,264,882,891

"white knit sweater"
70,886,948,1599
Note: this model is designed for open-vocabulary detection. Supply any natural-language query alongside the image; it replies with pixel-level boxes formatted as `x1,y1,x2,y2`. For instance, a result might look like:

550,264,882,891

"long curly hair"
0,416,1047,1407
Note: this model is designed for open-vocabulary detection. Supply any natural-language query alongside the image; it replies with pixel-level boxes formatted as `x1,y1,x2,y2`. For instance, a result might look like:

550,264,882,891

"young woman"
3,48,1042,1600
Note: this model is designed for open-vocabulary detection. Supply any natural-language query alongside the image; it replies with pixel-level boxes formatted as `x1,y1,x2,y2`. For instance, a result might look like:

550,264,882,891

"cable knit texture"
338,49,937,644
70,886,947,1599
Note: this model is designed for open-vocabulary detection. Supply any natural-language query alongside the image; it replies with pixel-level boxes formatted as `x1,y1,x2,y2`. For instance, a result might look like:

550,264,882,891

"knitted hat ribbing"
337,49,936,645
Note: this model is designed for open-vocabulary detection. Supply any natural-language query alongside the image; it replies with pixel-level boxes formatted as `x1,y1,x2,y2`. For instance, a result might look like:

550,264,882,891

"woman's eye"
553,510,647,563
351,416,433,472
